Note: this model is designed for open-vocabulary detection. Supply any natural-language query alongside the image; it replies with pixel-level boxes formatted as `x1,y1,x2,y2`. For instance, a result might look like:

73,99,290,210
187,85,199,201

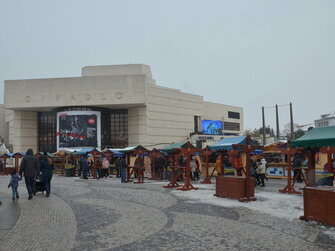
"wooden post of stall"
149,149,160,180
91,153,96,179
58,154,65,176
177,143,200,191
233,136,261,202
163,153,181,188
279,142,303,194
201,146,214,184
3,155,7,175
0,156,3,175
14,154,20,173
134,149,146,184
220,152,225,176
326,146,333,172
126,153,131,182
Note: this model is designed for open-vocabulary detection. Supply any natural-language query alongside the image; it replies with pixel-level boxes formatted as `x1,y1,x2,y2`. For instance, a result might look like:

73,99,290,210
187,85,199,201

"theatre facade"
2,64,243,153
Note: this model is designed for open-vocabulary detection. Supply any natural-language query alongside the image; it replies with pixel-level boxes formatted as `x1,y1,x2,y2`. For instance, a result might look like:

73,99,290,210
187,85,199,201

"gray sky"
1,0,334,131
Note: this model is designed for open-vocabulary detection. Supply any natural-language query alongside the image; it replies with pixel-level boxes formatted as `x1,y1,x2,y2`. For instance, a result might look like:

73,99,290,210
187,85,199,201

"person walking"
79,155,89,179
261,158,269,181
8,169,21,201
94,157,102,179
250,158,259,186
19,148,39,199
256,159,266,187
190,156,197,181
120,156,127,183
293,153,303,183
39,152,54,197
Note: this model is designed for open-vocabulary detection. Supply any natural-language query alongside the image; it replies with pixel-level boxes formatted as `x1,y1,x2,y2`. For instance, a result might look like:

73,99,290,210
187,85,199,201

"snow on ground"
171,186,304,220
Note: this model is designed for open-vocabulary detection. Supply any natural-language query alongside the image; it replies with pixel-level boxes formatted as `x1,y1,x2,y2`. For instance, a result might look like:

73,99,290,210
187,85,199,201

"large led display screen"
56,111,101,150
202,120,223,135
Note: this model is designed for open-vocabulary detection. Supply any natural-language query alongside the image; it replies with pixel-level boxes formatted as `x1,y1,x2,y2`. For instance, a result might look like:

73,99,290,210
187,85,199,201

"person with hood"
19,148,39,199
39,152,54,197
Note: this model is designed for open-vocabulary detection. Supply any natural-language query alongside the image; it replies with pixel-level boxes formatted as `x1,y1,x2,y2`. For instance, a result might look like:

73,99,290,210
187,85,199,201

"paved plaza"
0,175,335,251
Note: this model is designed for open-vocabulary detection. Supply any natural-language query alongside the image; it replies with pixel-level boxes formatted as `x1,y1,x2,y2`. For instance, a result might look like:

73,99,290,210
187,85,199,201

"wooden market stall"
290,126,335,226
162,142,200,190
209,136,260,176
119,145,148,182
210,136,261,201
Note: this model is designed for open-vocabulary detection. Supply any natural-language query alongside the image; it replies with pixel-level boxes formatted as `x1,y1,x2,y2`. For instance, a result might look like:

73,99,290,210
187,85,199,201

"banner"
56,111,101,150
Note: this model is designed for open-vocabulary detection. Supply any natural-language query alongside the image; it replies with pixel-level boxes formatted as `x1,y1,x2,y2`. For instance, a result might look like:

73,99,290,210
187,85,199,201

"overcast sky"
1,0,334,131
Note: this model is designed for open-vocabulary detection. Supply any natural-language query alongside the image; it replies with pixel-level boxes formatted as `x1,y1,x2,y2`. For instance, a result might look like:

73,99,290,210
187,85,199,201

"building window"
228,111,240,119
224,122,240,131
110,110,128,148
38,112,57,153
194,116,201,133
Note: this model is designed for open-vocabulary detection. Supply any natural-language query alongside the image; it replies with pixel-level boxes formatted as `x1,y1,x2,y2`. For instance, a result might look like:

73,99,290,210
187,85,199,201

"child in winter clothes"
8,169,22,201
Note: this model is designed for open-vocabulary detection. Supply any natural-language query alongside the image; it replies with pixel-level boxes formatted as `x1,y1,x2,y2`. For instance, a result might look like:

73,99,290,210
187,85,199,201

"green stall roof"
162,142,195,153
291,126,335,148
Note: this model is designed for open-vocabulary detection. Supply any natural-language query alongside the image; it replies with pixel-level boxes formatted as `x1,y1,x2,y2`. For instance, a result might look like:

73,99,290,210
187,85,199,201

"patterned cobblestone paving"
0,177,76,250
0,176,335,250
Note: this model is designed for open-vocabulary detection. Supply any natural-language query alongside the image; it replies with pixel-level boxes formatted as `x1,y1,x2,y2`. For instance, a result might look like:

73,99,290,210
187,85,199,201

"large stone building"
2,64,243,153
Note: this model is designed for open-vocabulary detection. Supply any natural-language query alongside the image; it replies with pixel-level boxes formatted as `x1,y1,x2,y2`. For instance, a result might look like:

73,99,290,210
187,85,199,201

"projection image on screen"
57,111,101,149
202,120,223,135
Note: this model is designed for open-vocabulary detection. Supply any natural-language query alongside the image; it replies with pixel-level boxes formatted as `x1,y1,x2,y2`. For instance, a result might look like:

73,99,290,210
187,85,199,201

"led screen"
202,120,223,135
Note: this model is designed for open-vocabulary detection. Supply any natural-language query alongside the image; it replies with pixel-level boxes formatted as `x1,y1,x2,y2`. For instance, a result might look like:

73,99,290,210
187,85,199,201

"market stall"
210,136,261,201
291,126,335,226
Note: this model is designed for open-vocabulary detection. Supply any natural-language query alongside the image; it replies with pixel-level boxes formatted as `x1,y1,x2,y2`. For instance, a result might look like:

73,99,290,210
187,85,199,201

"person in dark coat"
79,155,89,179
157,156,166,180
250,158,259,186
293,153,303,183
19,148,39,199
120,156,127,183
39,152,54,197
